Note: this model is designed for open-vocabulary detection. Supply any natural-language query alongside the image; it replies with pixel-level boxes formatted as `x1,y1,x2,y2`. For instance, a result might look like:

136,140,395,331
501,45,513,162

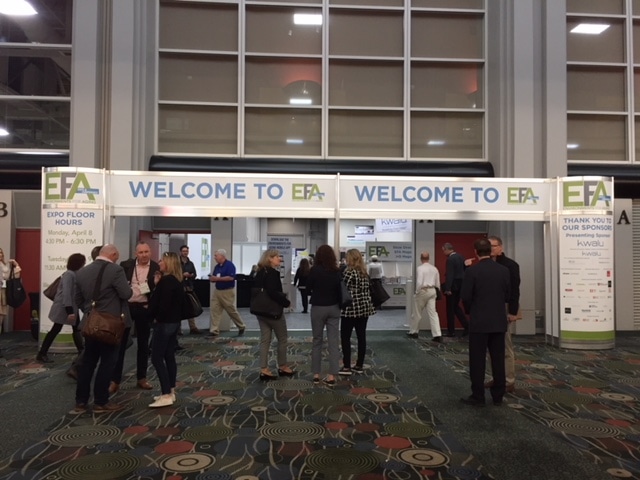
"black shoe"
406,333,418,339
493,399,504,406
302,310,308,313
175,345,185,351
66,368,78,380
460,396,485,407
190,329,201,335
432,336,442,343
444,333,456,338
278,369,295,377
36,353,53,363
322,377,336,386
313,376,320,384
238,328,245,336
260,372,277,381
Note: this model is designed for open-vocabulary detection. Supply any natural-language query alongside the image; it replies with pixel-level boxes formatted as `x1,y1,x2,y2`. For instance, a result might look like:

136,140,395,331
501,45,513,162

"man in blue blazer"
460,238,510,406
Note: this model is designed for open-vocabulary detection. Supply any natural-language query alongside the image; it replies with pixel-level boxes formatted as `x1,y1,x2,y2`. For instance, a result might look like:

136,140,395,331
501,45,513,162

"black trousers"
468,331,506,402
340,316,368,368
446,288,469,335
112,303,151,383
298,288,309,312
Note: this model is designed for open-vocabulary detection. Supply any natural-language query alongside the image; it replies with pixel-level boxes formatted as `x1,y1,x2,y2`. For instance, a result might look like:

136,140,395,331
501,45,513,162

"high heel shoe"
259,372,277,381
278,369,295,377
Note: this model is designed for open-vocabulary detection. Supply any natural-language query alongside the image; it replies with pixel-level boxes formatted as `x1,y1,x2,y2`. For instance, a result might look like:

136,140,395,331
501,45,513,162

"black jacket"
495,253,520,316
460,258,510,333
254,267,290,307
120,258,160,299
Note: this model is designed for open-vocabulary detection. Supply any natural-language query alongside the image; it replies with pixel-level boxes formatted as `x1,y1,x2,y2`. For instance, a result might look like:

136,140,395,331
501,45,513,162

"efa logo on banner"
45,172,100,203
292,183,325,201
367,246,389,258
563,180,611,208
507,187,538,205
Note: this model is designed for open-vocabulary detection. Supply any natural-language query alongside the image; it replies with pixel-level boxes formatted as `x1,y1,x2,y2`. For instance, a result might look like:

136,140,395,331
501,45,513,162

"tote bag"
43,276,62,301
6,265,26,308
249,288,283,319
181,287,203,319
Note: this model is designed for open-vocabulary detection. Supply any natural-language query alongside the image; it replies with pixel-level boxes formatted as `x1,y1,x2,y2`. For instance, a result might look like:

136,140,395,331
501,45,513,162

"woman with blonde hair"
148,252,184,407
0,248,21,358
339,249,375,375
253,249,294,380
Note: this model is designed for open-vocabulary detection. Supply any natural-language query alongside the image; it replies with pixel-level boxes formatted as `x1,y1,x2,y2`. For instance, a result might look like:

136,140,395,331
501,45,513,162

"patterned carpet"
0,331,638,479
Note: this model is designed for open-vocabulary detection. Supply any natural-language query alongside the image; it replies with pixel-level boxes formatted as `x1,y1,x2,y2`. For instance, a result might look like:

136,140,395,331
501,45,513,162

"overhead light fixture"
567,143,579,149
0,0,37,16
293,13,322,26
286,139,304,144
570,24,609,35
289,97,312,105
0,128,9,136
17,151,65,155
427,140,445,146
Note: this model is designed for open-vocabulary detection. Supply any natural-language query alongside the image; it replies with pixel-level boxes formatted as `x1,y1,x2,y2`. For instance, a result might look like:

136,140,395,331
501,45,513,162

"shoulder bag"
81,263,125,346
6,264,26,308
339,279,353,309
369,279,390,307
181,286,203,319
43,275,62,301
249,270,284,319
435,287,443,301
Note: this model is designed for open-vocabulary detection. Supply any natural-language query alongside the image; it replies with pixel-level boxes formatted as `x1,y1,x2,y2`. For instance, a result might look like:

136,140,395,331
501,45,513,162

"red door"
434,233,485,330
13,229,41,331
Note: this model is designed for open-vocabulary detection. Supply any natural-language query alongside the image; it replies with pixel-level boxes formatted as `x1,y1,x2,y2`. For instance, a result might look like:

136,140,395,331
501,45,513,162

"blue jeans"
151,322,180,395
75,337,119,406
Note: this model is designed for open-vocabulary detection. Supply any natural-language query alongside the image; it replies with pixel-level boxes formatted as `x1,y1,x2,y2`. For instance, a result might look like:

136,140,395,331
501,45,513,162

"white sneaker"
154,393,176,402
149,395,174,408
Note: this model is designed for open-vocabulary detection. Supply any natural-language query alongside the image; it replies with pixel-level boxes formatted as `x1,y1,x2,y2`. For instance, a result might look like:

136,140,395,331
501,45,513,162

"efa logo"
507,187,538,205
367,246,390,258
563,180,611,208
292,183,325,201
45,172,99,202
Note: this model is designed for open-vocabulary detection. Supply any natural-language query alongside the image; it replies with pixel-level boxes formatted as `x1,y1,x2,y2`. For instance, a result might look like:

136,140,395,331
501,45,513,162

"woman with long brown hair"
307,244,342,386
293,257,311,313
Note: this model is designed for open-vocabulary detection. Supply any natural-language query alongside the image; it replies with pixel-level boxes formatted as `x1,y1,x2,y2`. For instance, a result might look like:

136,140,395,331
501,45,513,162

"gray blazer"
75,259,133,328
48,270,79,325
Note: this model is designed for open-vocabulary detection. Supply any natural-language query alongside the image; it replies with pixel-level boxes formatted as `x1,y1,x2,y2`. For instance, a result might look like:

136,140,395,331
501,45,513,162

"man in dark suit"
110,241,159,393
73,244,132,413
460,238,510,407
442,243,469,337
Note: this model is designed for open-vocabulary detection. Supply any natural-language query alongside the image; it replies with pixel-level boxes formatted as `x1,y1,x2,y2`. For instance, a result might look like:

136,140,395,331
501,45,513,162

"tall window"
0,0,72,152
157,0,486,160
566,0,632,162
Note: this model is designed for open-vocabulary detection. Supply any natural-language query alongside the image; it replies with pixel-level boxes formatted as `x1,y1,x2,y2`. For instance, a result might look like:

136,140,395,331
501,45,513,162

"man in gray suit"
460,238,510,407
73,244,132,414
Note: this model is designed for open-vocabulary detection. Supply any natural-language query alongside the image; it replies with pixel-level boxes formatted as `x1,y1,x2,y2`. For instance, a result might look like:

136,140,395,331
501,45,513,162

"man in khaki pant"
208,249,246,337
485,236,520,393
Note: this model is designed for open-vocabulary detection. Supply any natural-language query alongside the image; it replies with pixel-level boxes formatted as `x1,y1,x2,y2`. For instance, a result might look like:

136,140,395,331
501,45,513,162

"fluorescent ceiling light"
427,140,445,146
567,143,579,149
286,139,304,144
0,0,37,16
290,97,312,105
294,13,322,26
570,24,609,35
17,151,64,155
0,128,9,136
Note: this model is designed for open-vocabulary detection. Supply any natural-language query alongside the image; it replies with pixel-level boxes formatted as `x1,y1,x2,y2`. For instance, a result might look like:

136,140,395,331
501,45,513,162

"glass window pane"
245,58,321,105
633,21,640,63
330,11,403,57
0,0,72,44
412,13,483,59
411,62,483,108
634,117,640,160
159,3,238,51
159,54,237,103
634,68,640,111
567,0,624,15
332,0,403,7
411,112,483,158
634,0,640,15
567,66,625,111
329,110,402,157
0,52,71,96
567,18,624,63
246,6,322,55
0,99,70,149
158,106,237,155
245,108,320,155
567,114,626,161
329,60,403,107
412,0,484,8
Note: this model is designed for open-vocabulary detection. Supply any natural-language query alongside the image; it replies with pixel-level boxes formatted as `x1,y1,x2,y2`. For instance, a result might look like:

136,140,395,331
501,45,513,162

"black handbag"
250,287,283,319
339,280,353,309
435,287,443,301
181,287,203,319
369,279,390,307
6,264,26,308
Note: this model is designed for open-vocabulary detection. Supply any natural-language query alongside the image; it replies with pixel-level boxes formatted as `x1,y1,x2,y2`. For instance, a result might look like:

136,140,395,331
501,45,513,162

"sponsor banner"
560,177,613,210
376,219,412,233
558,214,614,335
